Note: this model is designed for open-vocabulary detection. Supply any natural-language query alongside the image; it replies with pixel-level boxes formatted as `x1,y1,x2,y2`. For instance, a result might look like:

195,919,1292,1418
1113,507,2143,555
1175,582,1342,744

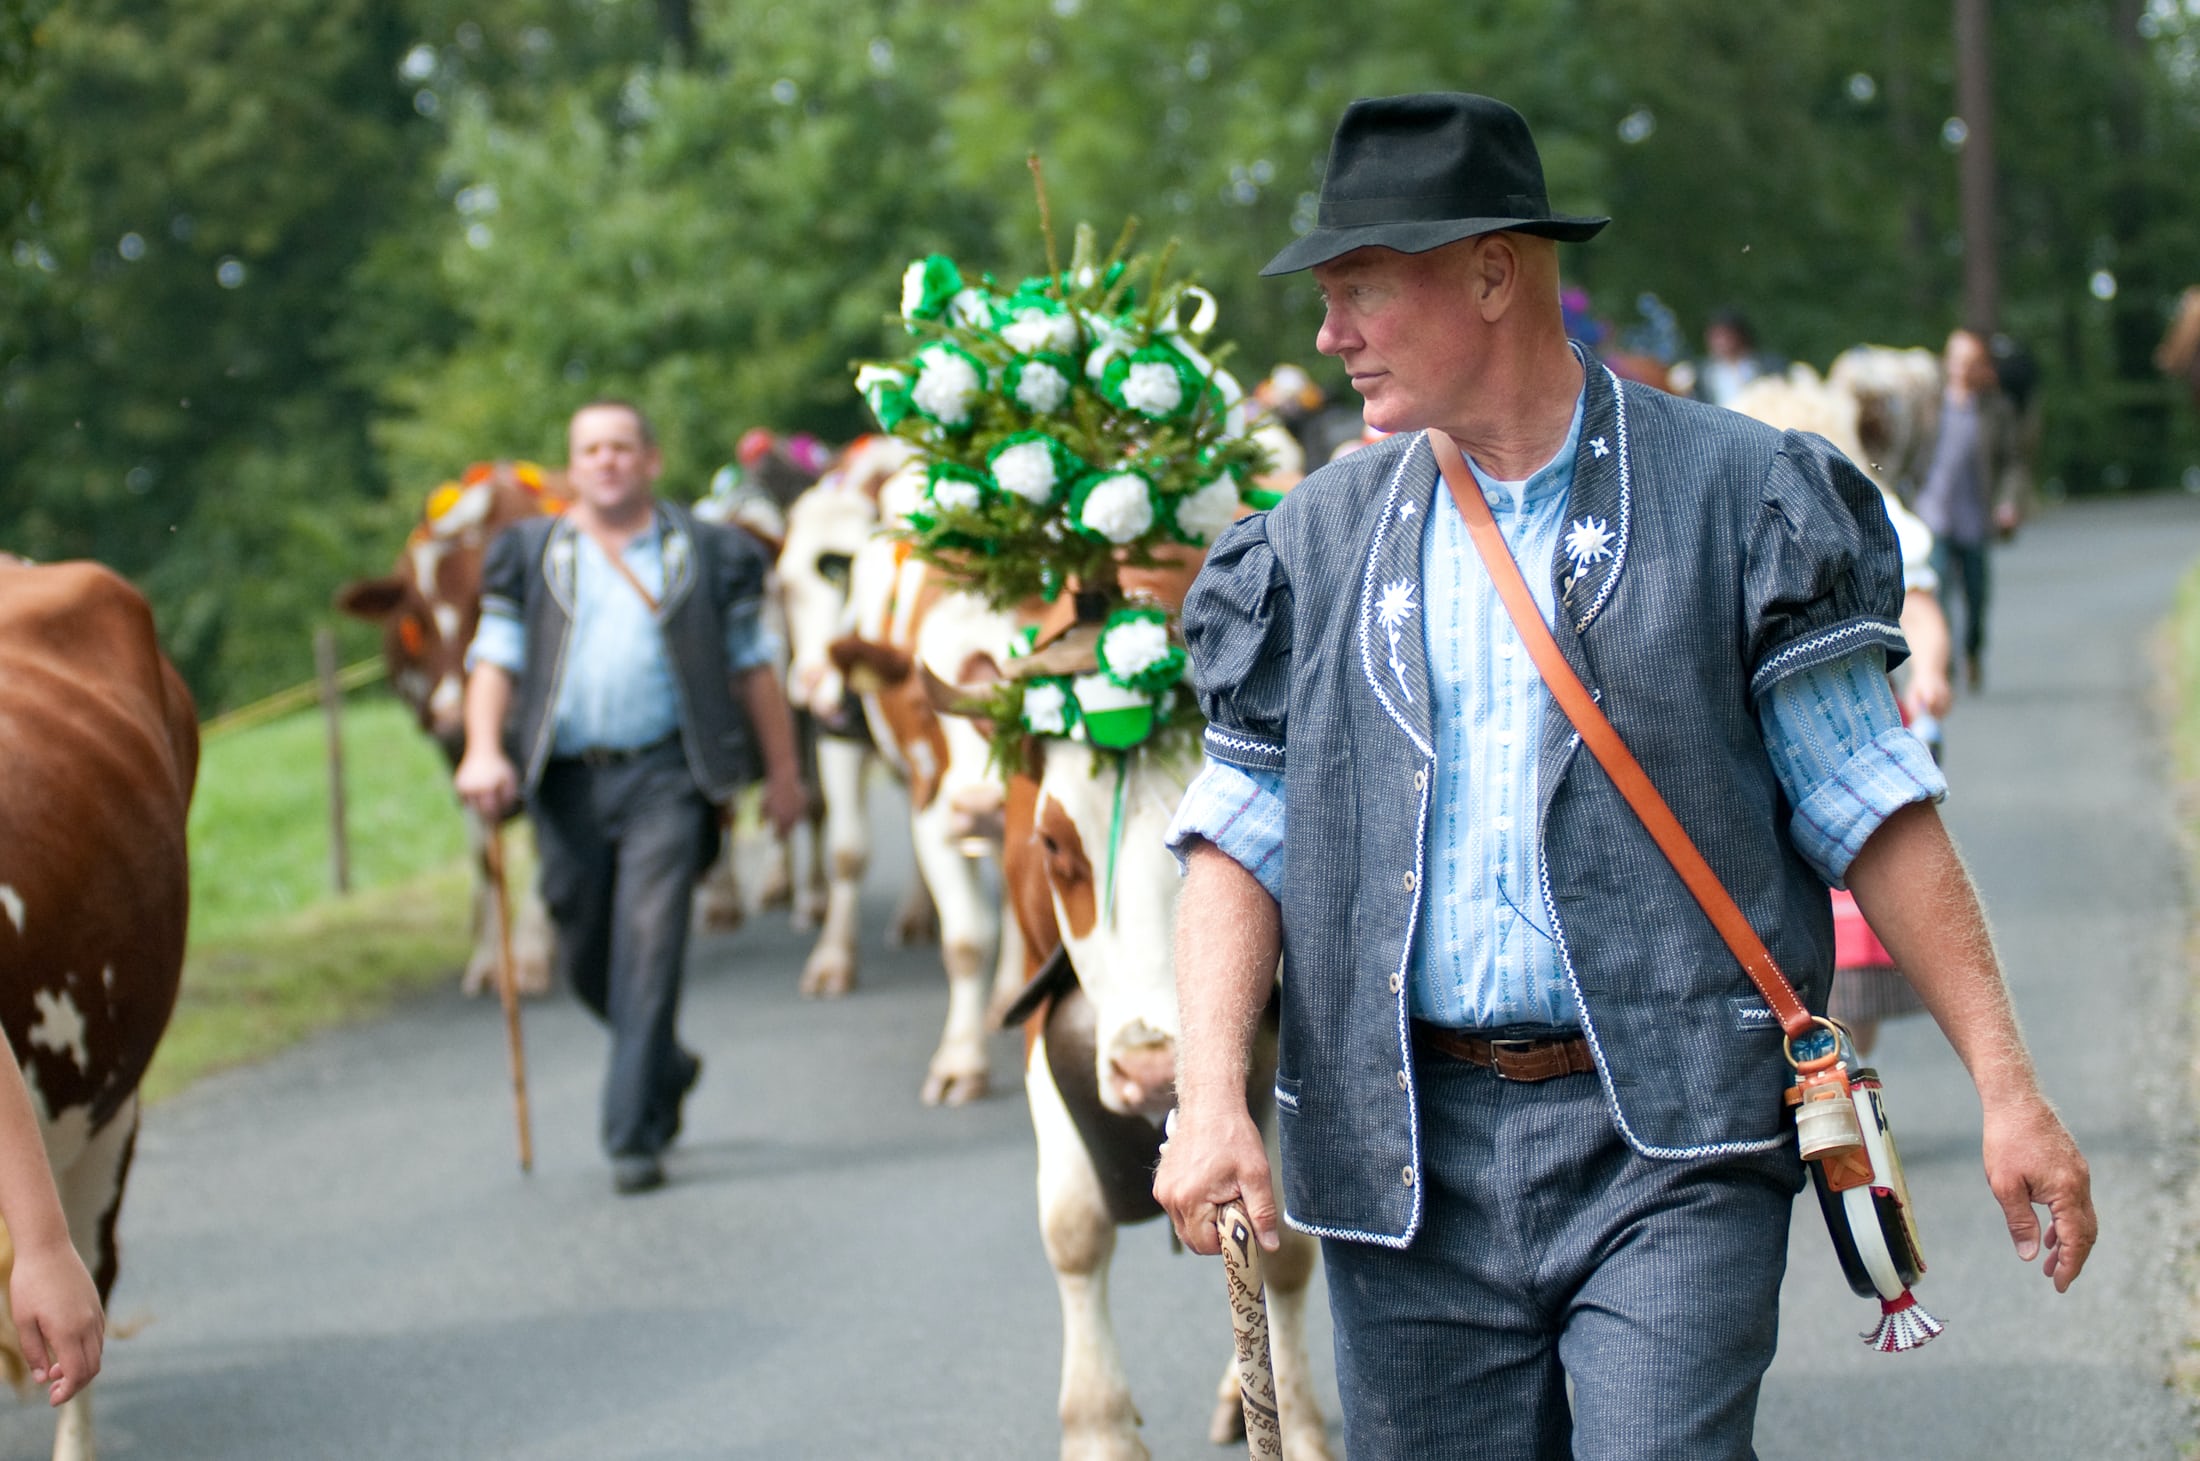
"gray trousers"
1321,1048,1799,1461
529,741,715,1158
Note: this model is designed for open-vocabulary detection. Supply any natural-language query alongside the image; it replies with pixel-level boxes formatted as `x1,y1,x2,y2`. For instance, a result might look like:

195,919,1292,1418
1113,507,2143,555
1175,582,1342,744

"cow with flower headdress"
335,461,571,996
855,218,1333,1458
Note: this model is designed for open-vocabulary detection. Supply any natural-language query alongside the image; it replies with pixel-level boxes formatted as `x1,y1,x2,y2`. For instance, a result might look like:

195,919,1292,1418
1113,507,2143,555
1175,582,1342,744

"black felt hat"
1261,93,1608,276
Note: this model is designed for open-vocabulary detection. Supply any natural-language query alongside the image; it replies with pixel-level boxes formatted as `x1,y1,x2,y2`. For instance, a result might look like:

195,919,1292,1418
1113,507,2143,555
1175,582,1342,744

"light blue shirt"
466,519,778,755
1167,409,1946,1030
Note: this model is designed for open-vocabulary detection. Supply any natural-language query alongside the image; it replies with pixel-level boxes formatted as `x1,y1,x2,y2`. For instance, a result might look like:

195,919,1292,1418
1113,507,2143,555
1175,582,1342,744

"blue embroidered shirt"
1168,404,1945,1030
467,517,777,755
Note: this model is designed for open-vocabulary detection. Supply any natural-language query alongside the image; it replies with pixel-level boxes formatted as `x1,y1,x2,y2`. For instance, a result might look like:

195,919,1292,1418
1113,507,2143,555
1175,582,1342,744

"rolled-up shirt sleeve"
723,600,781,674
1760,644,1947,888
464,604,526,676
1165,759,1287,903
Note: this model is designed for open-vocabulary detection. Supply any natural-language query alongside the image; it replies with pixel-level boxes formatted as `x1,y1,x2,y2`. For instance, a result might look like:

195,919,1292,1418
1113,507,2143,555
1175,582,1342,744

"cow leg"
754,825,795,913
886,874,938,948
464,818,555,997
792,802,829,930
983,908,1025,1031
44,1096,139,1461
911,799,993,1106
799,738,867,998
1029,1037,1147,1461
693,814,747,933
512,839,556,999
462,815,499,997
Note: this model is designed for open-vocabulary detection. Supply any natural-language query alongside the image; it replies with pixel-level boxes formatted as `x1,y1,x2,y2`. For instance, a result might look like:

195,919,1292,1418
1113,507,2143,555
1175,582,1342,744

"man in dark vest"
456,400,804,1194
1154,94,2096,1457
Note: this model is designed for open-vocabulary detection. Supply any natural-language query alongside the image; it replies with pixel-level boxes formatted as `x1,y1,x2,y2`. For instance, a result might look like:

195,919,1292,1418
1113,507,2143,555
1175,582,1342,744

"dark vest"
1182,357,1908,1246
483,499,766,803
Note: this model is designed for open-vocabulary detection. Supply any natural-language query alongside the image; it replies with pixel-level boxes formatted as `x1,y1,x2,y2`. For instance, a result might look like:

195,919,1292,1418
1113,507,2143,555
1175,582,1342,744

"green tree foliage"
4,0,2196,712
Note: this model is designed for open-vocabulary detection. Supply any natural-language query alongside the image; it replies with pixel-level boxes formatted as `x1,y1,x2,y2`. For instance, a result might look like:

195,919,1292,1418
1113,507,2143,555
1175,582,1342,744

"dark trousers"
529,742,715,1158
1930,537,1992,665
1321,1052,1797,1461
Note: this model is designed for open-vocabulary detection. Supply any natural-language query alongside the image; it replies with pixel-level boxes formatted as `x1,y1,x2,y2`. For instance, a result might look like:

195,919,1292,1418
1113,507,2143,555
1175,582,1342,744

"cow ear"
334,576,408,620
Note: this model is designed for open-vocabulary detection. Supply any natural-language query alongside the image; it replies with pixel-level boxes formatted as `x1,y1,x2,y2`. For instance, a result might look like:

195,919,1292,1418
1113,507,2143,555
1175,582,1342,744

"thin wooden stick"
1028,153,1063,299
481,816,535,1173
1217,1202,1282,1458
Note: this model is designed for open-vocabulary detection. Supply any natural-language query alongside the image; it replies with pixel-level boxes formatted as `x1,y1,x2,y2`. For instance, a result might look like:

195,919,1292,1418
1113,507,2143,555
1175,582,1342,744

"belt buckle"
1487,1037,1541,1082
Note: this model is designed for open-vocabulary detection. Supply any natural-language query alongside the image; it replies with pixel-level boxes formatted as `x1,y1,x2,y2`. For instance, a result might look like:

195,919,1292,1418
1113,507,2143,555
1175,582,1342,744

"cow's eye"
816,552,853,588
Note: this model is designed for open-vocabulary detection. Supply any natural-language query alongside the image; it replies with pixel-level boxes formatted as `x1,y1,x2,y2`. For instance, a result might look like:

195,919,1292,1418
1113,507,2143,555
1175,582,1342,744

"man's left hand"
1981,1092,2095,1291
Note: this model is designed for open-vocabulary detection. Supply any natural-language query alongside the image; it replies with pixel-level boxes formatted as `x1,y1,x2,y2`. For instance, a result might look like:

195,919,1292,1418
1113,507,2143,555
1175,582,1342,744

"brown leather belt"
1412,1021,1595,1082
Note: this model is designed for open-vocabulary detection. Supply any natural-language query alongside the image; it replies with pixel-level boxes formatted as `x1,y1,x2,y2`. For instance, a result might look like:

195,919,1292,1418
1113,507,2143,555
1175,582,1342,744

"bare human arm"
0,1029,102,1404
453,664,518,822
1896,586,1953,721
735,664,807,836
1843,800,2095,1290
1153,839,1284,1255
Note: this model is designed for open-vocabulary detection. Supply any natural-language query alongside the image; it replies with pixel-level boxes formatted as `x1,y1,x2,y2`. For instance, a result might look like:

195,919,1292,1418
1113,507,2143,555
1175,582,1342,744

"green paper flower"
855,364,915,431
1100,343,1207,421
1096,606,1186,695
923,460,991,515
1004,353,1078,416
998,296,1083,357
1167,470,1243,546
901,254,965,322
1073,673,1158,750
1020,677,1079,737
909,342,988,431
1070,469,1159,544
987,431,1086,508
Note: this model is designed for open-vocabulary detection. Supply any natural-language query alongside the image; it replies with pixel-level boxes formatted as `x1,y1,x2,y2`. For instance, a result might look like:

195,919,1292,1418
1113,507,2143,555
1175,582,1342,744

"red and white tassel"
1861,1289,1945,1353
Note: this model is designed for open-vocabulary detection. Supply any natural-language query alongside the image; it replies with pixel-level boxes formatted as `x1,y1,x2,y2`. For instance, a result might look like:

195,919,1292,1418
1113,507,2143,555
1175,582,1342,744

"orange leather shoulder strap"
1426,429,1814,1039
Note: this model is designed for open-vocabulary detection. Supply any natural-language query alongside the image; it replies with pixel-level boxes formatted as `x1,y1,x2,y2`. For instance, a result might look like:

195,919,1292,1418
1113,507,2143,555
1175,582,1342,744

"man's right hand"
1155,1104,1279,1255
454,747,519,823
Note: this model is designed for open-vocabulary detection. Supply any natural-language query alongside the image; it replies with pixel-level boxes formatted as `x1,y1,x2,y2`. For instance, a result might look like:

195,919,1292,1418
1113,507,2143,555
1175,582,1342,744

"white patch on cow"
429,673,463,722
433,603,461,643
30,988,90,1074
409,538,450,596
907,737,937,782
0,884,21,935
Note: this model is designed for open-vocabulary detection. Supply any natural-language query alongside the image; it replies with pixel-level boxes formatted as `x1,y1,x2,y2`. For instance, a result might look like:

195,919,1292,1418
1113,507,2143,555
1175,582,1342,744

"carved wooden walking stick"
1217,1202,1283,1458
480,816,535,1173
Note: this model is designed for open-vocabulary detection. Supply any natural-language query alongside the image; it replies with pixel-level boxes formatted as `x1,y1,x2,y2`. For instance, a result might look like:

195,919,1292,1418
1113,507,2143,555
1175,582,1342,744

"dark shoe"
663,1049,702,1146
1965,654,1983,692
610,1153,665,1195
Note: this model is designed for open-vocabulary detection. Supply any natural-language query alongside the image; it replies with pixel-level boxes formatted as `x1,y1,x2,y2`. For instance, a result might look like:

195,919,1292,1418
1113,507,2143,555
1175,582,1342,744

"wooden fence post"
316,628,352,894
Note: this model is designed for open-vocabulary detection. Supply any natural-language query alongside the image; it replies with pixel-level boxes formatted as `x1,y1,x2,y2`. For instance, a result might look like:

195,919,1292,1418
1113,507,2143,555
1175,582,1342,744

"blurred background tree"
4,0,2196,712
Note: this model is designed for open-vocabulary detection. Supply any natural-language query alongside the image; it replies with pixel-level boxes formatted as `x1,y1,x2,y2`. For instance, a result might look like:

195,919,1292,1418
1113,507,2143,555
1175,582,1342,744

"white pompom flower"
1002,308,1082,357
1100,617,1172,682
991,441,1058,505
900,261,929,318
1121,360,1185,417
911,350,983,427
1078,473,1155,544
1173,474,1241,545
928,472,984,514
1013,361,1071,414
1022,681,1072,735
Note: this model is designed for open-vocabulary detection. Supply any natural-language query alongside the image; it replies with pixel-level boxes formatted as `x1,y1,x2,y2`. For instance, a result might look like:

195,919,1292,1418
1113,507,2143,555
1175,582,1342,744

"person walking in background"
454,400,805,1195
1678,307,1782,406
1913,329,2030,691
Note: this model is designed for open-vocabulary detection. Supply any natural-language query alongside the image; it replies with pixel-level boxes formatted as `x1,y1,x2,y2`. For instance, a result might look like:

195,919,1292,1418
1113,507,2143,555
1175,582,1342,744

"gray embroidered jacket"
1182,362,1907,1247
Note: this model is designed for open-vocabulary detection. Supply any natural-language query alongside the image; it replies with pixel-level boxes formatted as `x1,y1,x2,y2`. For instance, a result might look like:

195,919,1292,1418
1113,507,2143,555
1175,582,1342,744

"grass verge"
148,693,484,1101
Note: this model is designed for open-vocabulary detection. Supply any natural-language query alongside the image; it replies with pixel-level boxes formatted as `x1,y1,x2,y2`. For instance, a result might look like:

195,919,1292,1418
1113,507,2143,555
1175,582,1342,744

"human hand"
1981,1092,2095,1292
762,770,807,838
453,748,519,823
1154,1105,1279,1255
1993,500,2022,541
10,1236,103,1406
1901,666,1952,721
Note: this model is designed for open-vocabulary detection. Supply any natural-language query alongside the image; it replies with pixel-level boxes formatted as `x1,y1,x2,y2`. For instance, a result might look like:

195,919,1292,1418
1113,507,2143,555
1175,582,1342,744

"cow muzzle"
1104,1025,1177,1119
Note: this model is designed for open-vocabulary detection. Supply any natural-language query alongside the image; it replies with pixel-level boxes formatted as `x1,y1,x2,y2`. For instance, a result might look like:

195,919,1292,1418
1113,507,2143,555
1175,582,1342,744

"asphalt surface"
2,494,2194,1459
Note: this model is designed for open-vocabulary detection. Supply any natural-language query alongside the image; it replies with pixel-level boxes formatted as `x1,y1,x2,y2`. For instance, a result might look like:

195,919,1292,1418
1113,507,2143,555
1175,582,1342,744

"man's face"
1312,244,1485,436
1945,331,1996,394
568,405,661,515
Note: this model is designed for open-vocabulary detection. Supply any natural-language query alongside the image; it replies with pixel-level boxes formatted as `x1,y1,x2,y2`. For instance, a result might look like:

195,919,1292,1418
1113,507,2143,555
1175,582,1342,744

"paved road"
3,495,2195,1459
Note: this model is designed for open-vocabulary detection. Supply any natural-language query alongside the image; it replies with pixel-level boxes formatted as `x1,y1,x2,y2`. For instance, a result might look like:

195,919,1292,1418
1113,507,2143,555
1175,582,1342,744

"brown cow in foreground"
0,558,199,1461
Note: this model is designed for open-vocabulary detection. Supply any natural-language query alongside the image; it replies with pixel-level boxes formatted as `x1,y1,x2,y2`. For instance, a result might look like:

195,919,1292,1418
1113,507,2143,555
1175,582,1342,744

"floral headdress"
855,180,1268,759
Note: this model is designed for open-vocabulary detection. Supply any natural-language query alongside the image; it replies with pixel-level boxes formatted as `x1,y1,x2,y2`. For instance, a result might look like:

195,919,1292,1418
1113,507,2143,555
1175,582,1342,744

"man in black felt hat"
1157,93,2094,1458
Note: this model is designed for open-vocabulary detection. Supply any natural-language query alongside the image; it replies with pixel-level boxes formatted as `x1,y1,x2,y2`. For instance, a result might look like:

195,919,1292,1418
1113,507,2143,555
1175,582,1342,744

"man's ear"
1474,235,1521,323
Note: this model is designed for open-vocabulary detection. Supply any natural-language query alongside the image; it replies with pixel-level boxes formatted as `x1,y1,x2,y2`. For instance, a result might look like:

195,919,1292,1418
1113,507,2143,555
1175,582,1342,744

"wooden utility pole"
315,628,351,894
1954,0,2000,334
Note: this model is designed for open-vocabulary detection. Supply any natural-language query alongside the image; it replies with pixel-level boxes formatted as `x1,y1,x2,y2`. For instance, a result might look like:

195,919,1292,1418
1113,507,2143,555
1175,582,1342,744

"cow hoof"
1284,1427,1337,1461
800,950,856,998
461,960,493,998
921,1066,988,1107
1209,1394,1246,1446
1061,1433,1151,1461
790,891,828,931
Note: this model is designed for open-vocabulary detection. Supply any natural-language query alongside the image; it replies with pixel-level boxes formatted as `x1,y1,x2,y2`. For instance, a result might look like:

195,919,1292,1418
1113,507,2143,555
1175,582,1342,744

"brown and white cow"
0,558,199,1461
777,438,944,1005
1002,731,1332,1461
335,462,566,996
1826,345,1944,500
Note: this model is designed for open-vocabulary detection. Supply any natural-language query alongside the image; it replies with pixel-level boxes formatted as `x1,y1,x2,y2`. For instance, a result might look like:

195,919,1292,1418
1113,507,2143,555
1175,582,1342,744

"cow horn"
1006,624,1102,680
997,942,1078,1029
828,634,913,691
919,664,994,719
